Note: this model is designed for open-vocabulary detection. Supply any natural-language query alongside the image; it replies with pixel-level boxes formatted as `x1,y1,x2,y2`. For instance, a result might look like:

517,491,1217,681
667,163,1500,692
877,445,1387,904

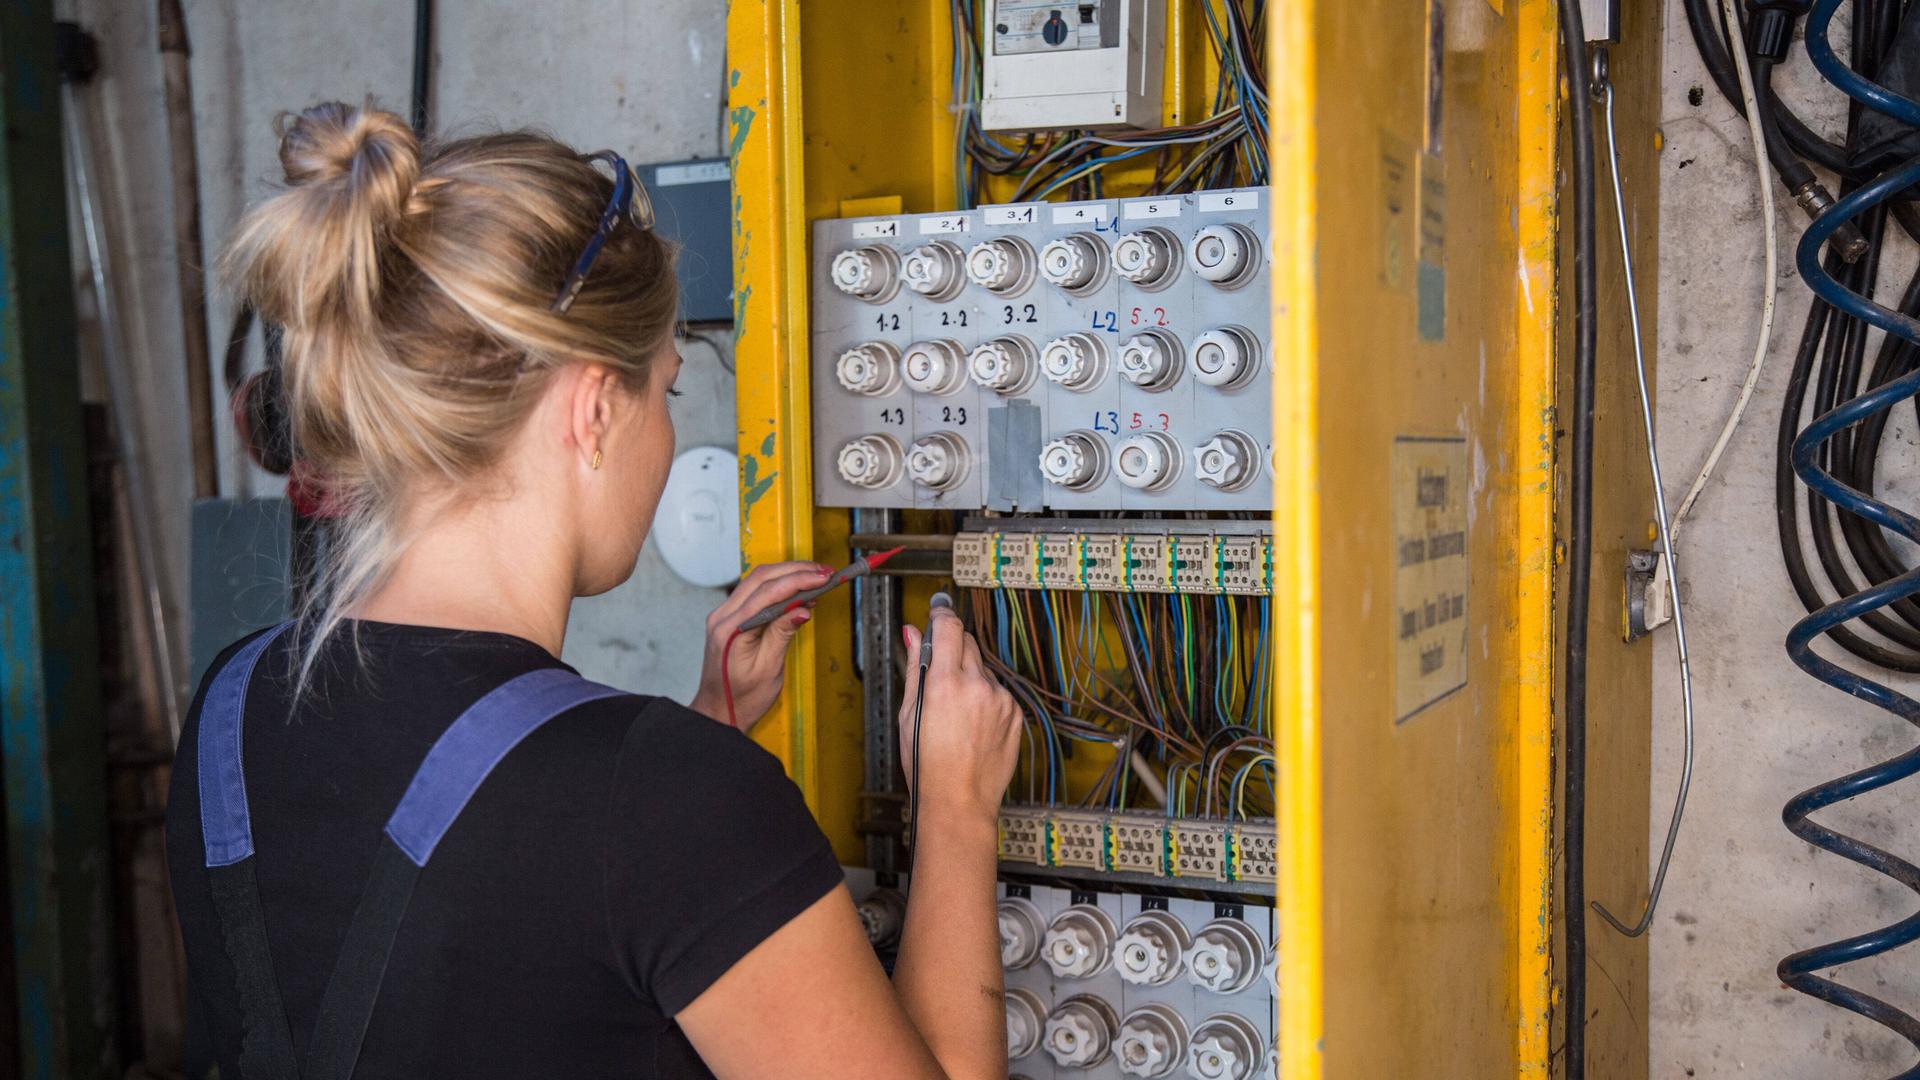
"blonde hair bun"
221,100,679,687
278,100,419,200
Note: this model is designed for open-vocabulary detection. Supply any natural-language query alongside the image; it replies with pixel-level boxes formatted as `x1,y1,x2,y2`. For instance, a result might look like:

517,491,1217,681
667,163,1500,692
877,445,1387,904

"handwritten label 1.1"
851,220,901,239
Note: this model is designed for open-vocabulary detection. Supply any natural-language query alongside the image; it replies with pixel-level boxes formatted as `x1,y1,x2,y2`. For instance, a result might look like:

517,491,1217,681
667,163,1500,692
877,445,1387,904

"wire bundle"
948,0,1270,209
1688,0,1920,657
964,587,1274,820
1765,1,1920,1073
1735,0,1920,670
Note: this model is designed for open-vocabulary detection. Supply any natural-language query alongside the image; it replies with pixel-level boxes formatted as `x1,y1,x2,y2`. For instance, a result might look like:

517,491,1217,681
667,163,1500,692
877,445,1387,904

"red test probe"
720,546,904,728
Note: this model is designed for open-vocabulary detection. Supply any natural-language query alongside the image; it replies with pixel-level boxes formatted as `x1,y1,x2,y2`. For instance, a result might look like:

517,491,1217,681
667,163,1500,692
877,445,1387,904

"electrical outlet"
952,532,995,586
1172,536,1214,593
996,533,1043,588
999,809,1048,865
1123,534,1175,592
1231,824,1277,884
1039,534,1081,589
1170,821,1227,881
1081,535,1124,591
1051,812,1108,869
1108,814,1167,875
1216,536,1263,595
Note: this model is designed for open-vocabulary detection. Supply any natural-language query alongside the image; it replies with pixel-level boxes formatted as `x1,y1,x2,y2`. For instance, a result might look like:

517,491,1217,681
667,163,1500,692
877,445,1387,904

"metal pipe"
848,532,957,552
156,0,217,498
63,83,185,737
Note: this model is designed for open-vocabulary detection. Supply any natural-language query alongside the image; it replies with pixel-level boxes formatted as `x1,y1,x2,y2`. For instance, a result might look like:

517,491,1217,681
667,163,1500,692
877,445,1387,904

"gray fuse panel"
809,189,1273,513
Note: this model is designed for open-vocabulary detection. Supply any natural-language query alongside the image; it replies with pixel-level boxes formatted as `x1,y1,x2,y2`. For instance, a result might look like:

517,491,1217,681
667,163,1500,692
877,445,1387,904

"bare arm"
889,617,1019,1076
677,605,1020,1080
677,885,960,1079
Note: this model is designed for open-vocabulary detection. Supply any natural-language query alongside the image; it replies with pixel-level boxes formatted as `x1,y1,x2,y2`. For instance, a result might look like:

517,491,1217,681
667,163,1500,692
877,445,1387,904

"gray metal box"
639,158,733,324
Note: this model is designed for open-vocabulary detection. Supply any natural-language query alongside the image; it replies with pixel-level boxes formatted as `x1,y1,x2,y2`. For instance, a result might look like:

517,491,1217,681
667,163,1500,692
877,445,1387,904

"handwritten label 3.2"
1392,435,1469,723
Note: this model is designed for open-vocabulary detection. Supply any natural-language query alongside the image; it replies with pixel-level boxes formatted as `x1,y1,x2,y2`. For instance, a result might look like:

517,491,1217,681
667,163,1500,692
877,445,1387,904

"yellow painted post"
1268,0,1322,1076
727,0,821,802
1268,0,1653,1075
1511,3,1562,1074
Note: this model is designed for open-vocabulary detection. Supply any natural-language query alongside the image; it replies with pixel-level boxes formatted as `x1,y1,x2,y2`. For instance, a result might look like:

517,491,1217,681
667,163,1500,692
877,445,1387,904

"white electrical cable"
1673,0,1780,536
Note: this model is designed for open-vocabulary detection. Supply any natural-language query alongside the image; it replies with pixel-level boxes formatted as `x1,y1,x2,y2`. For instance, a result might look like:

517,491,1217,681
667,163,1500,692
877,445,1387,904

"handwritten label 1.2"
983,205,1040,227
919,215,971,235
1051,203,1112,225
851,220,901,239
1122,198,1182,220
1199,191,1259,213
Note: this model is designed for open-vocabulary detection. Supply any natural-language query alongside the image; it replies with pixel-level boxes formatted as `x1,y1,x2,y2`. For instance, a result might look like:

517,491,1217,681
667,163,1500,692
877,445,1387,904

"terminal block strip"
997,806,1277,887
954,527,1273,595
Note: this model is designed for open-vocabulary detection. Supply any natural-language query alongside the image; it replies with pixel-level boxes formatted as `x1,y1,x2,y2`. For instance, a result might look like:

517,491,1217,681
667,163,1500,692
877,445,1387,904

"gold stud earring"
591,449,603,470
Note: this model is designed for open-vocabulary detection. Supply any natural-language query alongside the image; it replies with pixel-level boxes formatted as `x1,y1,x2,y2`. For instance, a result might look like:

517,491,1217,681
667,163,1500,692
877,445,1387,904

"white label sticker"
1123,199,1183,220
653,160,729,186
851,220,902,239
1391,436,1469,724
1199,191,1258,213
919,215,972,235
984,205,1041,226
1051,203,1112,224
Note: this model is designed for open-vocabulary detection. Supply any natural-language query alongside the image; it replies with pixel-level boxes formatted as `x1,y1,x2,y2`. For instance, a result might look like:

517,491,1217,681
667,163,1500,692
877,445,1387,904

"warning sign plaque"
1392,436,1470,723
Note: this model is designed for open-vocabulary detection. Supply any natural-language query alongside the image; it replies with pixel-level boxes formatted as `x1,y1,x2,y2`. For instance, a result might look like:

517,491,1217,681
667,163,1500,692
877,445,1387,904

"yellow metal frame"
727,0,1659,1073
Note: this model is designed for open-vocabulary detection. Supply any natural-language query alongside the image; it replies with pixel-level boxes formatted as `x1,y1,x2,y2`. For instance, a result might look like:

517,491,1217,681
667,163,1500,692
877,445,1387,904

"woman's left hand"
690,560,834,731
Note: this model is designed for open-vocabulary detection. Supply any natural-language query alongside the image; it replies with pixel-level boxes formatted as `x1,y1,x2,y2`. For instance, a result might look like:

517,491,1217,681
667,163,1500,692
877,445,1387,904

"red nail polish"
901,627,912,649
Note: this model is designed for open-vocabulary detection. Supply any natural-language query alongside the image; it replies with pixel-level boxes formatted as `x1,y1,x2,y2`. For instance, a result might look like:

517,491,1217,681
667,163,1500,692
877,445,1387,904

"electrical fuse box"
811,191,1272,512
847,869,1277,1080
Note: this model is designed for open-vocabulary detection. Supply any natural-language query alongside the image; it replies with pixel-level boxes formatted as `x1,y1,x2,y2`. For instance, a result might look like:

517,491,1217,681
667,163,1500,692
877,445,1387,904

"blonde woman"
166,102,1021,1080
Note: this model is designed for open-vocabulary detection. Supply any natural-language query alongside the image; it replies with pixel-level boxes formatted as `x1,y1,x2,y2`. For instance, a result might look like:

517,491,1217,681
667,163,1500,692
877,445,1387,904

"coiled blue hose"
1782,4,1920,1071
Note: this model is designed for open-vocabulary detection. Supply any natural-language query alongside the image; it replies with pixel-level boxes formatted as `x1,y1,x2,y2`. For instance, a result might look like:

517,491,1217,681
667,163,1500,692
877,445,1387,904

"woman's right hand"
897,605,1022,824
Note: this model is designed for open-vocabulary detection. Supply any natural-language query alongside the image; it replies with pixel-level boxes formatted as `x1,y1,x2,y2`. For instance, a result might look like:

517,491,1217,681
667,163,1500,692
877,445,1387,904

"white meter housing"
982,0,1166,131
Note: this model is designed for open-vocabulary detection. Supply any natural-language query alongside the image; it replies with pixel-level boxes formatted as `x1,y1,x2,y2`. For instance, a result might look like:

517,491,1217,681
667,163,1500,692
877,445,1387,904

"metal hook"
1588,64,1698,939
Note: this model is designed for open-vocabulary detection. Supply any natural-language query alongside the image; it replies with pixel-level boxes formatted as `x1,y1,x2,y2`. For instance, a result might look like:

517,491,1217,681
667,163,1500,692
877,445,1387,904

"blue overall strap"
197,632,625,1080
301,667,627,1080
198,622,300,1080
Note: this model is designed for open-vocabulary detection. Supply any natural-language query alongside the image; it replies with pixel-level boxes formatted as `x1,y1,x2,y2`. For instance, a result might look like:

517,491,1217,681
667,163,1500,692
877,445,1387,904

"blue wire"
1213,595,1233,727
1779,133,1920,1068
1040,593,1072,695
1807,0,1920,130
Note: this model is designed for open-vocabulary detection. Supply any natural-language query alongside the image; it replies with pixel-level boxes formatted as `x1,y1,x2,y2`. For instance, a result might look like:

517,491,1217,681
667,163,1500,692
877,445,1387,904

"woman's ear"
567,363,619,468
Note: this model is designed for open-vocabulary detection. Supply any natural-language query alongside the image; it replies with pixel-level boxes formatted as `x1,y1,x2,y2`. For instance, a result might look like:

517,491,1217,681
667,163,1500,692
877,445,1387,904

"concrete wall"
66,0,734,703
1653,1,1920,1074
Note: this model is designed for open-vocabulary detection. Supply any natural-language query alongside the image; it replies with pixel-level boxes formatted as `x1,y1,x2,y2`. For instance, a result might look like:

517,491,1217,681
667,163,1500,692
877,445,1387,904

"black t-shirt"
166,621,844,1079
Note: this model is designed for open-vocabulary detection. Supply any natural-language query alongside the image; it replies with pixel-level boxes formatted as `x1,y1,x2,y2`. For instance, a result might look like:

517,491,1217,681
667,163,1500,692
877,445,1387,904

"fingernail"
901,627,912,649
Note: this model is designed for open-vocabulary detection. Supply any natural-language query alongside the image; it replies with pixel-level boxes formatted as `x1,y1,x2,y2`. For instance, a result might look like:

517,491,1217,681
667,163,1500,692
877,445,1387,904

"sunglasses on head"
549,150,657,315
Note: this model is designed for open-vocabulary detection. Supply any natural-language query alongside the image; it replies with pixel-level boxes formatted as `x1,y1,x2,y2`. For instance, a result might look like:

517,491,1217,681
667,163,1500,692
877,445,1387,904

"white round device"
653,446,742,588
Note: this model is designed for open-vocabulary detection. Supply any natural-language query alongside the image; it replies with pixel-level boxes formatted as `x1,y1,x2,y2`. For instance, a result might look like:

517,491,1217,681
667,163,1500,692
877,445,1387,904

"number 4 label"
1051,203,1111,225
